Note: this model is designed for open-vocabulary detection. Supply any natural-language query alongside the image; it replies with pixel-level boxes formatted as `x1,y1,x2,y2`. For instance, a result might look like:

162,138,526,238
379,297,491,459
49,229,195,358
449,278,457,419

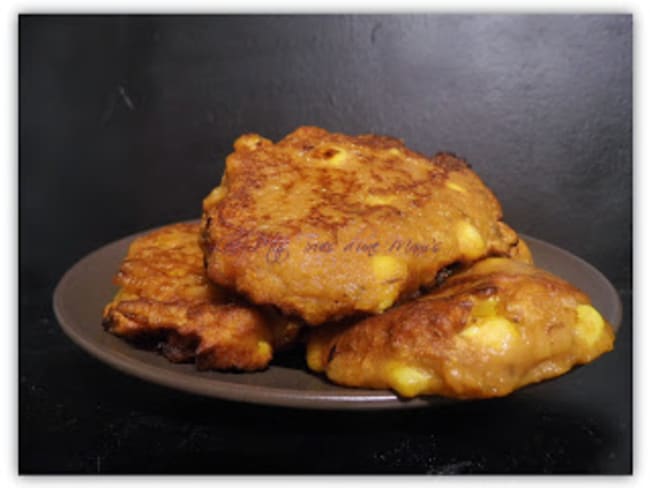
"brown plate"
52,225,622,410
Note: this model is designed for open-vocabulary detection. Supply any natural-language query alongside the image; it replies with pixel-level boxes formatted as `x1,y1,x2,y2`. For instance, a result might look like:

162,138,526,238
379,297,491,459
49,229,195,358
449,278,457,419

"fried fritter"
102,223,300,371
201,126,520,325
306,257,615,398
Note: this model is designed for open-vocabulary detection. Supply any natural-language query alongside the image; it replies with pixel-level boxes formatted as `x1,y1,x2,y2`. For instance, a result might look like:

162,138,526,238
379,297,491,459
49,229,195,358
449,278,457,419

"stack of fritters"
103,126,615,399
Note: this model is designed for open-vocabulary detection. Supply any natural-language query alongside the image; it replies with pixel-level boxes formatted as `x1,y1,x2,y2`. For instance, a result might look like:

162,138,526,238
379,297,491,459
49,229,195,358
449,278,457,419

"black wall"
20,14,632,290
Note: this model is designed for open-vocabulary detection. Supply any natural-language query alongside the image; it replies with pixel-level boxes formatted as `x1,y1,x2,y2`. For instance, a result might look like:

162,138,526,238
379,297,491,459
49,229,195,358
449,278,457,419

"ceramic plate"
53,225,622,410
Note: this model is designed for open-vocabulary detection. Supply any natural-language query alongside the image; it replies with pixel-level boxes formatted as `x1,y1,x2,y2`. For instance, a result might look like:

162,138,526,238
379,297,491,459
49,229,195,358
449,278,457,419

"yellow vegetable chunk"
575,304,606,347
306,341,326,372
446,181,467,193
365,194,396,206
455,221,487,260
461,316,520,354
256,340,272,359
386,363,433,398
371,255,406,282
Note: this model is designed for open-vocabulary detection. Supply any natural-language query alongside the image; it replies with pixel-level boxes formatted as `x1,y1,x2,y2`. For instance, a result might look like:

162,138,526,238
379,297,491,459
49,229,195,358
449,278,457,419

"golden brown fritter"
306,258,615,398
201,126,520,325
102,223,300,371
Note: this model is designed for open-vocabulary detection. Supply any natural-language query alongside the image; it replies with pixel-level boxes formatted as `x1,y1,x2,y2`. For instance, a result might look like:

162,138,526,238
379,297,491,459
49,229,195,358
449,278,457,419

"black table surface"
19,15,632,474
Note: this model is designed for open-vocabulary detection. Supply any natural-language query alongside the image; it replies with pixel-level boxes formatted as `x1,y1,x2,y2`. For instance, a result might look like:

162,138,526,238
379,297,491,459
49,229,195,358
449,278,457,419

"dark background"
20,15,632,474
